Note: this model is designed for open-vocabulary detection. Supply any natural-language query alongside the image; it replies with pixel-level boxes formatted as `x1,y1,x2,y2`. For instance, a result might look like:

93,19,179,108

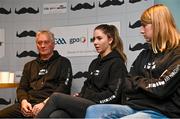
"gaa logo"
55,38,67,44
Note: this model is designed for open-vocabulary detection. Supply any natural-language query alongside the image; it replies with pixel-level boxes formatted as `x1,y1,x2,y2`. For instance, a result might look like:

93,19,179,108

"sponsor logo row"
55,36,93,45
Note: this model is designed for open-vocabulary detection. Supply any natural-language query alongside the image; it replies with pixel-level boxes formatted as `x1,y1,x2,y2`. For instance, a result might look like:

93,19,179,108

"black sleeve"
97,61,127,104
124,50,145,93
127,54,180,99
134,64,179,99
55,58,73,94
16,62,31,102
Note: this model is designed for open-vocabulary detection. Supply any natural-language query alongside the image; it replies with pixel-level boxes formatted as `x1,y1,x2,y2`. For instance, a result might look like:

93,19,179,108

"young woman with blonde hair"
85,4,180,119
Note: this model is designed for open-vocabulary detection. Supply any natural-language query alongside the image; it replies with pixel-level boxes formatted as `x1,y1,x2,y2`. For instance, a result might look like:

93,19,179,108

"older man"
0,30,72,118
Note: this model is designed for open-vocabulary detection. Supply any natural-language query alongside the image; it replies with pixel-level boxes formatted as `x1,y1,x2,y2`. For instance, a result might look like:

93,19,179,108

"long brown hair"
94,24,127,63
141,4,180,53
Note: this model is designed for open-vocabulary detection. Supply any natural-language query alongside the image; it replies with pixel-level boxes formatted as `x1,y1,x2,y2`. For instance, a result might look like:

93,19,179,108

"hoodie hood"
97,50,123,63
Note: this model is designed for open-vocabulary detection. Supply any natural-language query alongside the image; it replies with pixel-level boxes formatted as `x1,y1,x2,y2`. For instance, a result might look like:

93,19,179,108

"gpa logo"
69,37,87,44
55,38,67,44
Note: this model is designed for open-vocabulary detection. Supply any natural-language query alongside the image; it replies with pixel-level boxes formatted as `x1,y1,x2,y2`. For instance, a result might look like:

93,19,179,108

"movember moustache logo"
129,42,149,51
0,98,11,105
0,41,3,46
15,7,39,14
73,71,89,79
71,2,95,11
129,20,141,29
99,0,124,8
129,0,141,3
16,51,38,58
16,30,36,38
0,8,11,14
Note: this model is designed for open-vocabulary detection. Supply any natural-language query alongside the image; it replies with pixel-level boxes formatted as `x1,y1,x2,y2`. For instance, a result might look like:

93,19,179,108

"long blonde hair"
141,4,180,53
94,24,127,63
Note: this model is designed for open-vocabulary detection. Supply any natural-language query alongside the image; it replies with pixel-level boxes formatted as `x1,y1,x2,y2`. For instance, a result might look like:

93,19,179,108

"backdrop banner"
43,2,67,14
50,22,120,57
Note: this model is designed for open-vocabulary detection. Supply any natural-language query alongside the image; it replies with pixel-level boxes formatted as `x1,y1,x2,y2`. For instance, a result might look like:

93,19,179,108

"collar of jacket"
36,50,60,64
97,50,121,63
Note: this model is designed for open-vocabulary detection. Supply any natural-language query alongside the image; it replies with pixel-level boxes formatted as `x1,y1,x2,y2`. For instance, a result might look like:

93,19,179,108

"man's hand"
21,99,33,117
32,102,45,117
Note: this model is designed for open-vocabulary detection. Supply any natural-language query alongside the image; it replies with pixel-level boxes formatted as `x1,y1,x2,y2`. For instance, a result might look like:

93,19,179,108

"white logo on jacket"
38,69,48,75
90,70,100,76
144,61,156,69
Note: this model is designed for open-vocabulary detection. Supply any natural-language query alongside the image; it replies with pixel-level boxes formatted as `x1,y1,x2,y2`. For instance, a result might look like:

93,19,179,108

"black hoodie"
17,50,72,103
125,45,180,117
80,50,128,104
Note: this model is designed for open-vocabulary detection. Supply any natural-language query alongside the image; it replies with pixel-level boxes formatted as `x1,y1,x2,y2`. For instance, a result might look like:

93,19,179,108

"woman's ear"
108,38,113,44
